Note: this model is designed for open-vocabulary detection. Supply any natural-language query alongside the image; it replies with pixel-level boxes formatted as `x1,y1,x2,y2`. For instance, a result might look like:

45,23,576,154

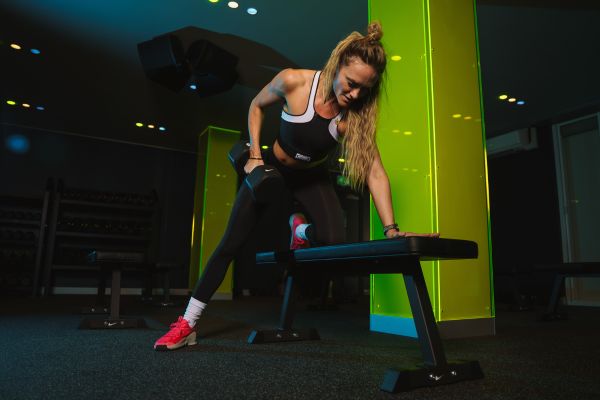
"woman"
154,21,437,351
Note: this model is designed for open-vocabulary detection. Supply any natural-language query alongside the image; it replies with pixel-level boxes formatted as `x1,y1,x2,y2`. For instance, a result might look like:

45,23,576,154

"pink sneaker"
289,213,310,250
154,316,197,351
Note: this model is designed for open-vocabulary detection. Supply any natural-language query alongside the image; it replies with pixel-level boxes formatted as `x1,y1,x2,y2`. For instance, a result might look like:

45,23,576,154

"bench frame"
79,251,180,329
535,263,600,321
248,237,484,393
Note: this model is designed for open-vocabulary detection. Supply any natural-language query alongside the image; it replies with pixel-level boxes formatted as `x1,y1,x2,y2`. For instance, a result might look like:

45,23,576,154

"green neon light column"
370,0,494,338
189,126,240,299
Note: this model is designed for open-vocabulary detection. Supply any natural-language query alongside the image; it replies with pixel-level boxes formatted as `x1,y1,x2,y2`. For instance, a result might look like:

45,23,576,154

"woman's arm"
367,150,439,238
245,68,300,173
367,151,397,237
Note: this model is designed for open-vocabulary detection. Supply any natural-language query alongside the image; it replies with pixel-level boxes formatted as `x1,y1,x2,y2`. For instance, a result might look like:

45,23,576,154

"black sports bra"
278,71,342,163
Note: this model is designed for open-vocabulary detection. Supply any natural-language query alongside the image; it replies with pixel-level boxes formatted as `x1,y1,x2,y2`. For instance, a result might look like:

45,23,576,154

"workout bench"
249,236,484,393
79,250,179,329
535,262,600,321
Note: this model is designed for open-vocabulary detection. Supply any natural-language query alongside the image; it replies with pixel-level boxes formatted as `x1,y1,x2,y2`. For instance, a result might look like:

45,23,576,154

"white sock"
183,297,207,328
295,223,311,240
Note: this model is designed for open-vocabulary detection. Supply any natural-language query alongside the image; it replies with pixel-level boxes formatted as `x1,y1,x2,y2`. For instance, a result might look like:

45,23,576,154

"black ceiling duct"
186,39,239,98
137,34,238,97
137,34,191,92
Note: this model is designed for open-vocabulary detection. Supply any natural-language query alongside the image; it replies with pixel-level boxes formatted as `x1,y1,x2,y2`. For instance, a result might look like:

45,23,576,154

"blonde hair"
319,21,386,191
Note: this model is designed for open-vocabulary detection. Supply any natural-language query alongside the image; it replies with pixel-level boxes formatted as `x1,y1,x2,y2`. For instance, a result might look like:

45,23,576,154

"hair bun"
367,21,383,41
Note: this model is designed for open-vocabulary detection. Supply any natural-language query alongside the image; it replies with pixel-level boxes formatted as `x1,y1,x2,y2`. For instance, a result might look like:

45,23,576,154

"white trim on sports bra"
281,71,320,123
281,71,342,143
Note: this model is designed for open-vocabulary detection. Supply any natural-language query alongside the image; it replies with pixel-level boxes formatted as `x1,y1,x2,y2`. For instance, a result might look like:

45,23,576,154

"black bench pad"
257,237,478,274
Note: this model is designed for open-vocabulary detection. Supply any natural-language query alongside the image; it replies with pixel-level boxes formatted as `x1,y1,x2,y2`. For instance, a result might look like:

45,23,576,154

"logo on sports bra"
295,153,311,162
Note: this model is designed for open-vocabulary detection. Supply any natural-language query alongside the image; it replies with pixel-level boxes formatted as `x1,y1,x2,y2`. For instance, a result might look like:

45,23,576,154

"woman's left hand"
385,229,440,239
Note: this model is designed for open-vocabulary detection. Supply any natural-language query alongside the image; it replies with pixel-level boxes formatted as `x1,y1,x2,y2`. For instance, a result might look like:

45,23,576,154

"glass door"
553,113,600,305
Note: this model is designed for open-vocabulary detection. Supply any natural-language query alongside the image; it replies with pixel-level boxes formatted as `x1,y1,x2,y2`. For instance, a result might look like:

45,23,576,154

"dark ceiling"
1,0,599,154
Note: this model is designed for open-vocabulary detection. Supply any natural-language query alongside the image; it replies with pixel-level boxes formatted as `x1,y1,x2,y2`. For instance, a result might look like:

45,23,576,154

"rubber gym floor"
1,294,599,400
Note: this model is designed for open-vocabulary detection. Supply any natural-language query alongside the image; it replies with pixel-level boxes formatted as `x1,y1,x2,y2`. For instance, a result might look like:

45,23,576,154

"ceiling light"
452,114,462,118
228,1,239,8
30,49,41,55
36,106,45,111
6,100,17,106
391,55,401,61
508,98,516,103
391,129,400,133
403,131,413,135
464,116,472,120
261,145,268,149
22,103,31,108
498,94,508,100
135,122,144,127
190,84,197,90
338,158,345,163
517,100,525,105
147,124,155,129
247,8,258,15
159,126,166,131
10,43,21,50
209,0,219,2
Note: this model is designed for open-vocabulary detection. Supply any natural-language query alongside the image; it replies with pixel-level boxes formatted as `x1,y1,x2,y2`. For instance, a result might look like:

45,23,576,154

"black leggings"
192,150,345,302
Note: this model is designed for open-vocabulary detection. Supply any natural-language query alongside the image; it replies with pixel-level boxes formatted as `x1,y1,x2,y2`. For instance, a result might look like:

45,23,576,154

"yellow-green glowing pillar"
370,0,494,338
189,126,240,299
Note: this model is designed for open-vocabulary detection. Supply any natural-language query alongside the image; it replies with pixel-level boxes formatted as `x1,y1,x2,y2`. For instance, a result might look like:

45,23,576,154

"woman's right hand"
244,157,264,174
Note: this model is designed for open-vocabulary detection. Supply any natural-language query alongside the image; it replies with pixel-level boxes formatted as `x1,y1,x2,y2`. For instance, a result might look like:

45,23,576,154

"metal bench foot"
541,312,568,321
247,328,320,344
381,360,484,393
79,317,147,329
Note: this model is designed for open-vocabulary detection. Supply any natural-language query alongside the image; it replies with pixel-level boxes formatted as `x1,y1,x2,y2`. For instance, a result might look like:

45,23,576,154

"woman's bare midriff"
272,140,325,169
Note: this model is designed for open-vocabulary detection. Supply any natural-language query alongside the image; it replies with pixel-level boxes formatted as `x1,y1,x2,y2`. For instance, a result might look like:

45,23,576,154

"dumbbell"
227,141,284,203
228,141,252,176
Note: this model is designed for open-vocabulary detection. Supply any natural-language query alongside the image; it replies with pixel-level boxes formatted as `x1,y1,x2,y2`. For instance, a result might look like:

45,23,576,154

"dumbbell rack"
0,180,52,296
41,179,160,298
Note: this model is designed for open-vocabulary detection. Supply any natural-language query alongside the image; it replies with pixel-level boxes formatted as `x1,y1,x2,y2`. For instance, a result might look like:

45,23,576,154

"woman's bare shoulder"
276,68,317,93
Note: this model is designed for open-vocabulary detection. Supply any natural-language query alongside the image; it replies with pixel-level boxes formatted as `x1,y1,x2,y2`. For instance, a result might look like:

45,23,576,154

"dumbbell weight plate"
227,141,251,175
244,165,284,204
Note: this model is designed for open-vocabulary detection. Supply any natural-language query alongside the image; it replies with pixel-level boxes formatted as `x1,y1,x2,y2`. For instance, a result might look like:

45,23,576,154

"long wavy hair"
319,21,387,191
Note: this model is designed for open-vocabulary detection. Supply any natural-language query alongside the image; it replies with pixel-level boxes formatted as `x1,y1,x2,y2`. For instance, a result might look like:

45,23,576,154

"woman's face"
332,57,378,107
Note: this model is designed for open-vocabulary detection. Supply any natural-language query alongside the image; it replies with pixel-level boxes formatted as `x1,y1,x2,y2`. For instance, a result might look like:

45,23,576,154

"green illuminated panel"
189,126,240,296
370,0,493,335
370,0,436,319
429,0,493,320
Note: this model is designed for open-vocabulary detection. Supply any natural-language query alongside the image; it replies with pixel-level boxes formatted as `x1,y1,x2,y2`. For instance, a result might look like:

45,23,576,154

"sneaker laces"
164,317,189,338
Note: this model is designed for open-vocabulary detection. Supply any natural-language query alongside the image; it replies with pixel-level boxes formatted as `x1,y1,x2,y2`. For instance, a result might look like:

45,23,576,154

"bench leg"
381,259,483,393
79,265,146,330
80,269,109,315
404,262,447,367
154,269,177,307
542,273,567,321
248,274,319,344
163,271,172,304
109,268,122,320
279,274,296,330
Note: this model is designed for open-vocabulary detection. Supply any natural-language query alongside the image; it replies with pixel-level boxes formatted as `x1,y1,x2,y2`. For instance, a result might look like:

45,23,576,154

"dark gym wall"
487,124,563,303
0,124,196,289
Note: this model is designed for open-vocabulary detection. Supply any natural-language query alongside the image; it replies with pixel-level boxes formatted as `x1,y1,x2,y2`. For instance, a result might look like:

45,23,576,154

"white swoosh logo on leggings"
265,169,274,172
